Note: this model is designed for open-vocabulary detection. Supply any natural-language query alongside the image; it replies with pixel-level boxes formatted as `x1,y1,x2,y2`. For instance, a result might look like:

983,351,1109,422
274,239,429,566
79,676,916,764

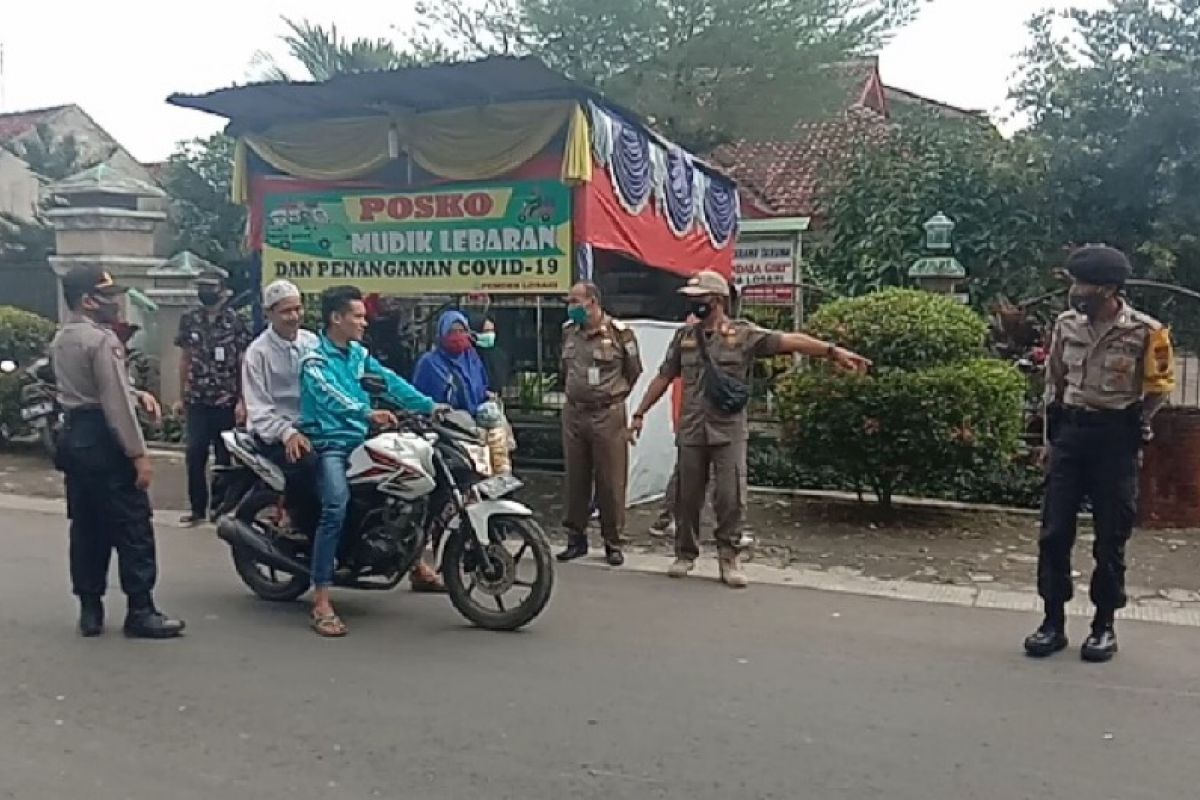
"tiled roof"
0,105,69,142
711,107,892,218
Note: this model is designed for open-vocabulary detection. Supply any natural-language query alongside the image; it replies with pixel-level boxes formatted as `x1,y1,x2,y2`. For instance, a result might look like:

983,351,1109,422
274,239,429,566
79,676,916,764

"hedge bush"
777,290,1024,508
0,306,57,440
804,287,988,371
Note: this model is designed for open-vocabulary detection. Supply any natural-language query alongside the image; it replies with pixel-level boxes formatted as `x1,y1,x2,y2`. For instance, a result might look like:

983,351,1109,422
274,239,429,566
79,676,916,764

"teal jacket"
299,334,435,452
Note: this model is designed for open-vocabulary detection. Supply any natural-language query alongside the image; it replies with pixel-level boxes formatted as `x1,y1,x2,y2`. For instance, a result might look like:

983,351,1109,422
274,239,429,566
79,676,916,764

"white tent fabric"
624,320,683,506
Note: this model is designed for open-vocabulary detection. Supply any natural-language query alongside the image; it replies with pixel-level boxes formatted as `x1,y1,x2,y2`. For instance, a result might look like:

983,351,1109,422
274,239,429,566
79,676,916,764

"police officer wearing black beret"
52,265,185,639
1025,245,1175,662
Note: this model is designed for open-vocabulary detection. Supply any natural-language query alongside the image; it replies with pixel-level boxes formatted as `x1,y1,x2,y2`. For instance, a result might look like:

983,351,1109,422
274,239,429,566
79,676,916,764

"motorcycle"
214,377,553,631
18,357,62,458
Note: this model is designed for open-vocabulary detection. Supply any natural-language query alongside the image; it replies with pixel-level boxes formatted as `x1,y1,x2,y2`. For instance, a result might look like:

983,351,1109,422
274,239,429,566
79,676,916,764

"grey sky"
0,0,1099,161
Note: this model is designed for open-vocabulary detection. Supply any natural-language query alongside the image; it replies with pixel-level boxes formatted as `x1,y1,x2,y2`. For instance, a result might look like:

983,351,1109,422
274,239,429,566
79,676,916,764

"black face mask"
197,288,222,307
690,301,713,320
1068,287,1110,318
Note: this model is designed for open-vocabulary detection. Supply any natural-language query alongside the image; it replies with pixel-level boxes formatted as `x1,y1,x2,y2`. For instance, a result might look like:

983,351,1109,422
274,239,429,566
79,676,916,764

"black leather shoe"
1024,624,1068,657
605,547,625,567
1081,627,1118,663
556,534,589,562
78,597,104,638
124,609,186,639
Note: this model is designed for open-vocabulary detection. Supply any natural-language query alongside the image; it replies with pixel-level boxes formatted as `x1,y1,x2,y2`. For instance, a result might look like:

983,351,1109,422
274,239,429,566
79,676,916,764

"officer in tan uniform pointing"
52,265,185,639
631,271,870,588
558,281,643,567
1025,245,1175,663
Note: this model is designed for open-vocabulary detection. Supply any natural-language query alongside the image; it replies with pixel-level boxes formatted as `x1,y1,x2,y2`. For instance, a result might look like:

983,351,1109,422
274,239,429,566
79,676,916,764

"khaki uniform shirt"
659,319,782,446
1044,302,1176,412
561,315,643,406
51,315,146,458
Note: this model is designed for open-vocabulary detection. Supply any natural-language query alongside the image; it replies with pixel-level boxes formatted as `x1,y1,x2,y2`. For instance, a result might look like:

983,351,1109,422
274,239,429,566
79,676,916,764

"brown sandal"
310,611,347,637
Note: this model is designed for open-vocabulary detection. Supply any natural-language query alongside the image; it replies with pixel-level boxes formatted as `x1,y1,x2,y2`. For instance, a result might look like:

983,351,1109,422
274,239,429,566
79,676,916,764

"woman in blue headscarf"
411,309,491,413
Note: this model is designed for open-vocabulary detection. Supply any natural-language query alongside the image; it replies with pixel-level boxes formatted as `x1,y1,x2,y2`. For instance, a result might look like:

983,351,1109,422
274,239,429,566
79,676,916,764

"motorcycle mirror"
0,360,17,374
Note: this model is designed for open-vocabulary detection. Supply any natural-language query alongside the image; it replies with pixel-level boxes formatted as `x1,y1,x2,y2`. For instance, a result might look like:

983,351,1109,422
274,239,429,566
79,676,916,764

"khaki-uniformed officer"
632,271,870,588
557,281,643,566
52,265,185,639
1025,245,1174,663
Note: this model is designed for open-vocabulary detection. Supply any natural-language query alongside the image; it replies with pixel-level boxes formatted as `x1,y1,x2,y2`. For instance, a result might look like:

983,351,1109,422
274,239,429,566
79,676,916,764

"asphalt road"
2,508,1199,800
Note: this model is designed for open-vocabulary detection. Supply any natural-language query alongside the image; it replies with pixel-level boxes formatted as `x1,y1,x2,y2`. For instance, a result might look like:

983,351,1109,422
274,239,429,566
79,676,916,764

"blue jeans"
313,449,351,588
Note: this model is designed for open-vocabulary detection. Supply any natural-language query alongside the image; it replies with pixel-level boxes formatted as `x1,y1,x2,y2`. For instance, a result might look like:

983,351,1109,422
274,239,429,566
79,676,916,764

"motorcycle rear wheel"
232,490,311,603
443,515,553,631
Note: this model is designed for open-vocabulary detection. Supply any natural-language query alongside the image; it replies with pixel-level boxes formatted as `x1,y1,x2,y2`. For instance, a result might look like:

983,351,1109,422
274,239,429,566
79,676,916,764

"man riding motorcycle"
240,282,446,616
300,285,444,637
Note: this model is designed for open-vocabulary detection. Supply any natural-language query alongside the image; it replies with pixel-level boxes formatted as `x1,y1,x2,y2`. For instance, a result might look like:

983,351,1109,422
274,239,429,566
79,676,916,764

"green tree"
406,0,925,151
1011,0,1200,294
251,16,417,81
161,133,246,268
813,117,1065,306
0,125,103,261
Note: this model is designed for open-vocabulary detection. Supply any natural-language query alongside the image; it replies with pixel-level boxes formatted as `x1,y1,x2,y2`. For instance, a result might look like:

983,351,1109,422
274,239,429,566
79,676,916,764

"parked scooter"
18,357,61,458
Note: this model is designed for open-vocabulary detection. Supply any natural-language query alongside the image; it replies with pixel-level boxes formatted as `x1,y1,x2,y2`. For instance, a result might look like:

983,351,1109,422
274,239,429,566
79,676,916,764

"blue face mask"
476,331,497,349
567,305,589,325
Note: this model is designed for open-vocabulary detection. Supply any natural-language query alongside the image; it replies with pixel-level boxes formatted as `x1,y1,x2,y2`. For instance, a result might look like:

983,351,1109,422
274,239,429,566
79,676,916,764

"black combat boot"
78,595,104,638
124,595,186,639
604,546,625,567
1024,605,1068,657
556,533,589,562
1081,609,1118,663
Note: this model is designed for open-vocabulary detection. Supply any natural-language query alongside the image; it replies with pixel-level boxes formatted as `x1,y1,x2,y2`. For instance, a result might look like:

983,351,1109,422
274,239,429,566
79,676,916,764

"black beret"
1064,245,1132,286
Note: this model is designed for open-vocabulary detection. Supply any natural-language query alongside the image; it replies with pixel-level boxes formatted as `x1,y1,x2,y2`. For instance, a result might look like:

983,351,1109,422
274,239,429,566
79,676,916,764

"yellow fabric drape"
561,103,593,185
231,101,592,203
400,100,573,182
244,116,394,182
231,138,250,205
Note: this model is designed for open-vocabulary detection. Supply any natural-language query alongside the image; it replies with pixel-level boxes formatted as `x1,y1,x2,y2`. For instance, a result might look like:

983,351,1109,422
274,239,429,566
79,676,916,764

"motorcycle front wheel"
443,515,553,631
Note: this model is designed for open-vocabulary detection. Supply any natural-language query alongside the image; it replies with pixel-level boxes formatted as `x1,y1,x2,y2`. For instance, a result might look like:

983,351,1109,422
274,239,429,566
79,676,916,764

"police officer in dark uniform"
1025,245,1175,662
52,265,185,639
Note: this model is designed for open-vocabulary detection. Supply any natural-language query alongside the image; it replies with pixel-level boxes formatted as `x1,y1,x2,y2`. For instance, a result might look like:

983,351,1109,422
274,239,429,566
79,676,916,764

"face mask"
690,301,713,320
90,297,120,325
476,331,497,349
197,288,222,307
567,305,589,325
443,331,472,355
1068,287,1108,318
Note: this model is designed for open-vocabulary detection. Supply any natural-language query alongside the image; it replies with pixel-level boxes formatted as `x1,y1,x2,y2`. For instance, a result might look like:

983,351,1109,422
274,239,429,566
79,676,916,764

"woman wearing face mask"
470,314,512,397
412,309,491,413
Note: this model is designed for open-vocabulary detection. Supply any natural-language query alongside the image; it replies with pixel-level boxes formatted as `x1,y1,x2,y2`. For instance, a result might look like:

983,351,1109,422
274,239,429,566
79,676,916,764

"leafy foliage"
403,0,925,151
777,291,1023,508
252,17,418,81
814,118,1065,305
803,288,987,371
1010,0,1200,323
0,307,56,441
161,133,246,268
0,125,102,262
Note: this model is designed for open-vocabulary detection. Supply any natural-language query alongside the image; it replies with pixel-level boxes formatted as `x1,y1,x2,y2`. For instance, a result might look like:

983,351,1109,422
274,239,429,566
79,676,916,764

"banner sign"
261,180,573,295
733,237,796,306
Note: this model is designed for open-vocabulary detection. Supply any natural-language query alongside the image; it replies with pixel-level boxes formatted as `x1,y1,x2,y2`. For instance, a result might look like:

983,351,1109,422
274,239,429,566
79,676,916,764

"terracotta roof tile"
712,108,891,218
0,105,69,142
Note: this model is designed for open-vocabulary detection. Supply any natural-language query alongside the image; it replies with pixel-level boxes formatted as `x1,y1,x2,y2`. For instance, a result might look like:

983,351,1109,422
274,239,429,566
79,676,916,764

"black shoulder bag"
694,326,751,414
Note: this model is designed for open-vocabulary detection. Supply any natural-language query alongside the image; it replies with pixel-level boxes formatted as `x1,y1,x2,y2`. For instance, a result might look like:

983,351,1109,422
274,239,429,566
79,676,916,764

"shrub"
777,290,1024,508
0,306,57,440
805,287,988,371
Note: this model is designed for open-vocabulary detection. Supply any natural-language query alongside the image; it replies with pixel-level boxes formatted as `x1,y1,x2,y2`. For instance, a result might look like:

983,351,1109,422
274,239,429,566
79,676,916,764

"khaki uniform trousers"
675,440,747,560
563,402,629,546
